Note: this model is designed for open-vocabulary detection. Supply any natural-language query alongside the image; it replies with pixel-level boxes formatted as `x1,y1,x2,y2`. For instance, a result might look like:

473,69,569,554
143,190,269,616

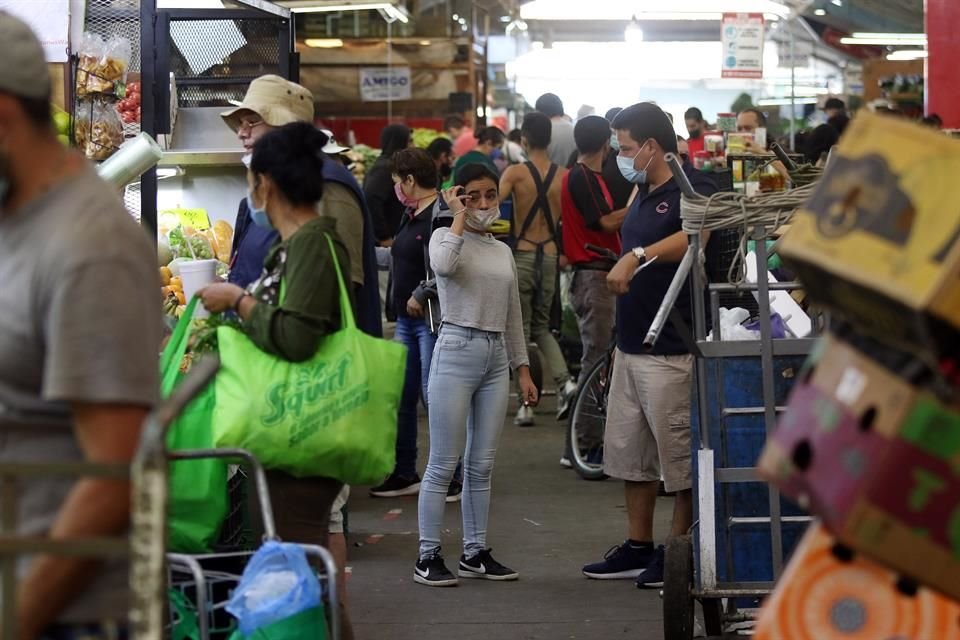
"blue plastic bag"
227,541,322,636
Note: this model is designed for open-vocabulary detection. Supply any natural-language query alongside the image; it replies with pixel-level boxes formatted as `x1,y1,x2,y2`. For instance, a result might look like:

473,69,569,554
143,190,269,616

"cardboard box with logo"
779,112,960,360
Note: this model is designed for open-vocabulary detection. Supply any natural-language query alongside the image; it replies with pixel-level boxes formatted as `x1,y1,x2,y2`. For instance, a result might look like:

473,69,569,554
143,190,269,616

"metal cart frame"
647,155,819,638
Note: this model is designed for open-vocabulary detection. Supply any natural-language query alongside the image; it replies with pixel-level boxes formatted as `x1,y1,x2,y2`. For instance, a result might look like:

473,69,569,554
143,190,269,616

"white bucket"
178,259,219,317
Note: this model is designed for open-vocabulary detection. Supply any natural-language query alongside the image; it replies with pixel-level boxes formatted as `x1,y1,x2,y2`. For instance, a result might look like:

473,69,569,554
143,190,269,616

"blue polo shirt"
617,166,718,356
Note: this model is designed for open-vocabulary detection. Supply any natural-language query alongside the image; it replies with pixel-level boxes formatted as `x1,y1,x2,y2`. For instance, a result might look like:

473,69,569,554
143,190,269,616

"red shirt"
686,135,705,156
561,164,622,265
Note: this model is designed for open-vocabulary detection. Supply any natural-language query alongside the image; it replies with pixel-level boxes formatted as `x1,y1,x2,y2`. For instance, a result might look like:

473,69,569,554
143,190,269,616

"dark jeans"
395,316,437,479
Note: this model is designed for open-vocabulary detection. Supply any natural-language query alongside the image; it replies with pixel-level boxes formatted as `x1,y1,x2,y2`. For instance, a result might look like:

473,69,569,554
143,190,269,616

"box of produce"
754,523,960,640
779,112,960,360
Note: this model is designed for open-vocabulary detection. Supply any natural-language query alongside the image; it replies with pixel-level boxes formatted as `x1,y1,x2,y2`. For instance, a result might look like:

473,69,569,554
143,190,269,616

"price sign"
164,208,210,231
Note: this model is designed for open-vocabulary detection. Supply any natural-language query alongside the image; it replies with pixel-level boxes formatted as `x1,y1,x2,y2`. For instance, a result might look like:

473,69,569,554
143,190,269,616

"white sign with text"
721,13,765,79
359,67,412,102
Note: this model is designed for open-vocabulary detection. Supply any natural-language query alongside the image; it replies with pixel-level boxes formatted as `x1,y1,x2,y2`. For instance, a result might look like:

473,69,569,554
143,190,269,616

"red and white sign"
721,12,765,79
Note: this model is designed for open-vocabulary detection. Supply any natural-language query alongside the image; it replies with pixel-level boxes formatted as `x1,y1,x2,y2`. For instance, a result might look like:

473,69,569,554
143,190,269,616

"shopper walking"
0,13,162,638
223,75,381,337
582,103,716,588
199,122,356,639
370,148,462,501
364,124,413,245
426,136,454,186
415,164,538,587
500,112,575,426
536,93,578,167
452,126,504,180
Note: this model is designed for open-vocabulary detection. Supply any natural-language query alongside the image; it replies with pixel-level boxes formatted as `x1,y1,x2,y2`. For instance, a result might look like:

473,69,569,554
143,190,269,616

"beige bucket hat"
221,75,314,131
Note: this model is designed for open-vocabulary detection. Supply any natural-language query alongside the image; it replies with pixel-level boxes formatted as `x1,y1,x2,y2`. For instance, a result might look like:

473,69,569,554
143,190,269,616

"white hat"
221,75,314,131
320,128,349,155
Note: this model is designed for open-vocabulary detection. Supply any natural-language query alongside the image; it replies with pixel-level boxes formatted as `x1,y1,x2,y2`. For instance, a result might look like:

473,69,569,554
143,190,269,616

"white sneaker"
560,456,573,468
514,405,535,426
556,379,579,421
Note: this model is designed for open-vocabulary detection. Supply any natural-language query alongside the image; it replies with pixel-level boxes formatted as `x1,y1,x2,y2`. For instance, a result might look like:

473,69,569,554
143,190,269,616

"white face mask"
465,206,500,230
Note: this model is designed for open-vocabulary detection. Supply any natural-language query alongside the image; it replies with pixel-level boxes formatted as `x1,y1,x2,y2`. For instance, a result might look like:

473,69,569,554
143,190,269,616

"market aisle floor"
344,404,674,640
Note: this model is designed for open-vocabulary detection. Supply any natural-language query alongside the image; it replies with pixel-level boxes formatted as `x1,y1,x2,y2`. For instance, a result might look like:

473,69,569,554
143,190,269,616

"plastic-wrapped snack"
76,33,131,97
74,101,92,151
84,100,123,161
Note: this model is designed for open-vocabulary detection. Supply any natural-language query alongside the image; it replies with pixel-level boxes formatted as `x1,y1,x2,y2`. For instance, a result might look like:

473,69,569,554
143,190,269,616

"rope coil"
680,181,819,284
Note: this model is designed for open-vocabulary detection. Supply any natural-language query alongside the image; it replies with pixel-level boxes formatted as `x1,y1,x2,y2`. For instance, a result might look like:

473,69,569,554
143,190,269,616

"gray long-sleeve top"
429,228,529,370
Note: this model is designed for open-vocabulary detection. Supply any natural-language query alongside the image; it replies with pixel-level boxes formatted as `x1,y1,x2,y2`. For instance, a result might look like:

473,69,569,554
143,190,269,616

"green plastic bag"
228,606,327,640
213,235,406,483
162,297,229,552
169,589,200,640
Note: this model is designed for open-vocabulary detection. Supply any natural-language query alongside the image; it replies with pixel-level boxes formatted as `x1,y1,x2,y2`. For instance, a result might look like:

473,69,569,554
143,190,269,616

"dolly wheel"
662,534,694,640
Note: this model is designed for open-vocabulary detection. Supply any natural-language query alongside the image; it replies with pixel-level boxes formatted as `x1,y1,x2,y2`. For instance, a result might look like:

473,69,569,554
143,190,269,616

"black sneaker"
414,553,458,587
582,541,655,579
370,473,421,498
458,549,519,581
635,545,665,589
446,479,463,503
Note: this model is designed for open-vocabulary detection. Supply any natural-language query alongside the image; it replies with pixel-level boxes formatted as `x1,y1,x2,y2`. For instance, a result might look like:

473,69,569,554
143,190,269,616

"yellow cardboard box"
780,112,960,357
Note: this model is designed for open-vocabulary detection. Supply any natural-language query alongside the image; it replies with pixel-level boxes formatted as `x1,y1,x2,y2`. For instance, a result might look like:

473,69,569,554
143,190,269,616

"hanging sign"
359,67,412,102
0,0,69,62
721,13,765,79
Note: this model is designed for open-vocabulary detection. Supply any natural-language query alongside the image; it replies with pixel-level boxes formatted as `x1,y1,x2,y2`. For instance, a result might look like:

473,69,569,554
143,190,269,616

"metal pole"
386,18,393,122
789,21,796,152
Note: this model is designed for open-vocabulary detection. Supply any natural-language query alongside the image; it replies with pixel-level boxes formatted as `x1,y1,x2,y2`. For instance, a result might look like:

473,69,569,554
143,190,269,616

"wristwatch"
631,246,647,265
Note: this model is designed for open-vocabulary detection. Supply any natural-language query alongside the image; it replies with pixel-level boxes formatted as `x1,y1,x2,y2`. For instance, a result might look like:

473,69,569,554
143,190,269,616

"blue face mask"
617,143,655,184
610,133,620,152
246,190,272,229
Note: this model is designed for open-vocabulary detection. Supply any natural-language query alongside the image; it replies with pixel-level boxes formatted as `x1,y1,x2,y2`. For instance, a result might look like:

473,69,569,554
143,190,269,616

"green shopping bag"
227,606,327,640
213,234,406,483
161,297,229,552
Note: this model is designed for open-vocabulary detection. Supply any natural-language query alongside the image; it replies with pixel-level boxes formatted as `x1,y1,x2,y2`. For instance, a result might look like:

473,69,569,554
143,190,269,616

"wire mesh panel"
84,0,141,73
167,17,287,108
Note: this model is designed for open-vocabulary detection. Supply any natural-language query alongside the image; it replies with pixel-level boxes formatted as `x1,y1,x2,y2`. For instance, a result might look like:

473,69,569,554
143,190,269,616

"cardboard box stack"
755,113,960,633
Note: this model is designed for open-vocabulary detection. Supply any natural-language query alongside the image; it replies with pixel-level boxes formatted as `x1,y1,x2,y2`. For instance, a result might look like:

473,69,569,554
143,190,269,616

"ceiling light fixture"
851,32,927,41
305,38,345,48
288,2,409,23
840,36,926,46
886,49,928,61
813,8,826,15
519,0,789,21
831,0,842,6
624,17,643,44
757,97,819,106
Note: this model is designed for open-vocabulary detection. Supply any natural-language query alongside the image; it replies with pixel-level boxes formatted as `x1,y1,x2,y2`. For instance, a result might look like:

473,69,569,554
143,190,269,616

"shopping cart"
165,448,340,640
645,156,821,639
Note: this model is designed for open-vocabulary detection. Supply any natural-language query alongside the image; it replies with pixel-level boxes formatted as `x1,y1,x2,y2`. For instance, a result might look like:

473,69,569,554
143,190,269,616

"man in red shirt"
684,106,707,157
562,115,625,387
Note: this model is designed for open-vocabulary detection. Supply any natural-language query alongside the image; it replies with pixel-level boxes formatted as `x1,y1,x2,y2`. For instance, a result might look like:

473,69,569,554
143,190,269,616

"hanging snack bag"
77,33,131,97
84,100,123,161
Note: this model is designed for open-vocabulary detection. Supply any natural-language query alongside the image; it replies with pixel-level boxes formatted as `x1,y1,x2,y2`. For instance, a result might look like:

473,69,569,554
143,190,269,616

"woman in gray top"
415,164,539,586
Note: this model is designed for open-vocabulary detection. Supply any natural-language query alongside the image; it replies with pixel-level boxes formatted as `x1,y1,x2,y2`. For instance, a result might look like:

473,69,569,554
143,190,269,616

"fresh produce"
169,226,215,260
158,239,173,267
412,128,445,149
117,81,141,124
211,220,234,263
52,108,71,138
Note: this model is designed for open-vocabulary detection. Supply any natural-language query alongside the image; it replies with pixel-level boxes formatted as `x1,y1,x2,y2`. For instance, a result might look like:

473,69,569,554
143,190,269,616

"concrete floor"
344,404,675,640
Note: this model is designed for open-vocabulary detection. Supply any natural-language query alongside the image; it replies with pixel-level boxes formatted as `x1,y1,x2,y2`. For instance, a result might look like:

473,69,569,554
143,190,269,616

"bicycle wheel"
568,357,610,481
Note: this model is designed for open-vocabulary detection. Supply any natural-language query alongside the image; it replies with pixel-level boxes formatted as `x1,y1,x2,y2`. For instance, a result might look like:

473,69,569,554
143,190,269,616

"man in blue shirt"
582,103,716,588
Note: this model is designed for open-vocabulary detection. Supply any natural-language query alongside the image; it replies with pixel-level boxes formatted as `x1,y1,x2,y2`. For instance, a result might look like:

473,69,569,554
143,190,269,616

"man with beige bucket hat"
222,75,377,640
222,74,382,337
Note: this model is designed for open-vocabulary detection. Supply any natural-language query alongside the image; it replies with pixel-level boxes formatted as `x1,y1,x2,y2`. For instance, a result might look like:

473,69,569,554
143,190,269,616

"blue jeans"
394,316,437,479
418,324,510,559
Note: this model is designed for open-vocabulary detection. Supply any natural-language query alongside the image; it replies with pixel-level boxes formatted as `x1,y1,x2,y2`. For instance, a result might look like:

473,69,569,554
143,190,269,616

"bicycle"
566,244,619,481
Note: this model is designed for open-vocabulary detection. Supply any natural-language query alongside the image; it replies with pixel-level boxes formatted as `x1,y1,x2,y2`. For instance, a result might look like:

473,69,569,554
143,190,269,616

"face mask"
610,134,620,152
617,143,655,184
465,206,500,230
246,189,272,229
394,181,419,208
